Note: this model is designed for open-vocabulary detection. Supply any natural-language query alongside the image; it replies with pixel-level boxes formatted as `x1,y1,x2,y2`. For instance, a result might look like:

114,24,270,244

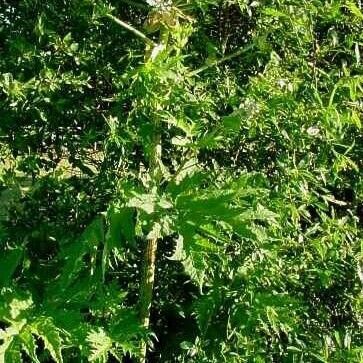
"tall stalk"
138,29,169,363
106,13,167,362
138,237,158,360
138,130,162,362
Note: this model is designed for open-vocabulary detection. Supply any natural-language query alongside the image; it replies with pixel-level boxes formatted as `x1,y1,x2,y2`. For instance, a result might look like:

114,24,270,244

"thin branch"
189,43,255,76
106,14,156,47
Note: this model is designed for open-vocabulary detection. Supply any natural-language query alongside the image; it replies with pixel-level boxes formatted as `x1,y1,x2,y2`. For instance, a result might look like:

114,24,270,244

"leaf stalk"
189,43,254,76
106,14,156,47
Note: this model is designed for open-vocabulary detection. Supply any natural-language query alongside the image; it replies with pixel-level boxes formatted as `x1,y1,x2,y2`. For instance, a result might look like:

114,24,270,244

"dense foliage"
0,0,362,362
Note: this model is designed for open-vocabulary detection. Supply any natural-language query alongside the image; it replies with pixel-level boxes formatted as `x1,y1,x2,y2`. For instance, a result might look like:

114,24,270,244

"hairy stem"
126,11,170,361
189,43,254,76
106,14,156,47
138,128,162,362
138,236,158,361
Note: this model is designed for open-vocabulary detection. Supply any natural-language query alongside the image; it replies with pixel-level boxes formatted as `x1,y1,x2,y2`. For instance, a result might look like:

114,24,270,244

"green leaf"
168,234,185,261
181,255,206,290
82,216,105,248
3,341,22,363
128,193,155,214
177,192,238,221
102,205,136,278
106,205,136,248
0,320,27,363
345,1,363,20
19,328,40,363
167,169,207,198
221,110,245,132
31,318,63,363
160,113,196,137
178,224,208,289
262,8,289,18
180,341,193,350
0,248,23,287
58,216,104,287
0,335,14,363
87,328,112,363
194,290,221,334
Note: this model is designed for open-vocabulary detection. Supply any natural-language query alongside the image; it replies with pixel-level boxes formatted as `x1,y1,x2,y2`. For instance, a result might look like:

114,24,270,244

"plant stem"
106,14,156,47
138,128,162,362
189,43,254,76
138,236,158,361
135,17,170,362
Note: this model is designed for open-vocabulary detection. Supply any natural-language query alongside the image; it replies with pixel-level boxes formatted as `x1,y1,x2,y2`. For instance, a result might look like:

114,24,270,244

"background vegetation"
0,0,362,362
